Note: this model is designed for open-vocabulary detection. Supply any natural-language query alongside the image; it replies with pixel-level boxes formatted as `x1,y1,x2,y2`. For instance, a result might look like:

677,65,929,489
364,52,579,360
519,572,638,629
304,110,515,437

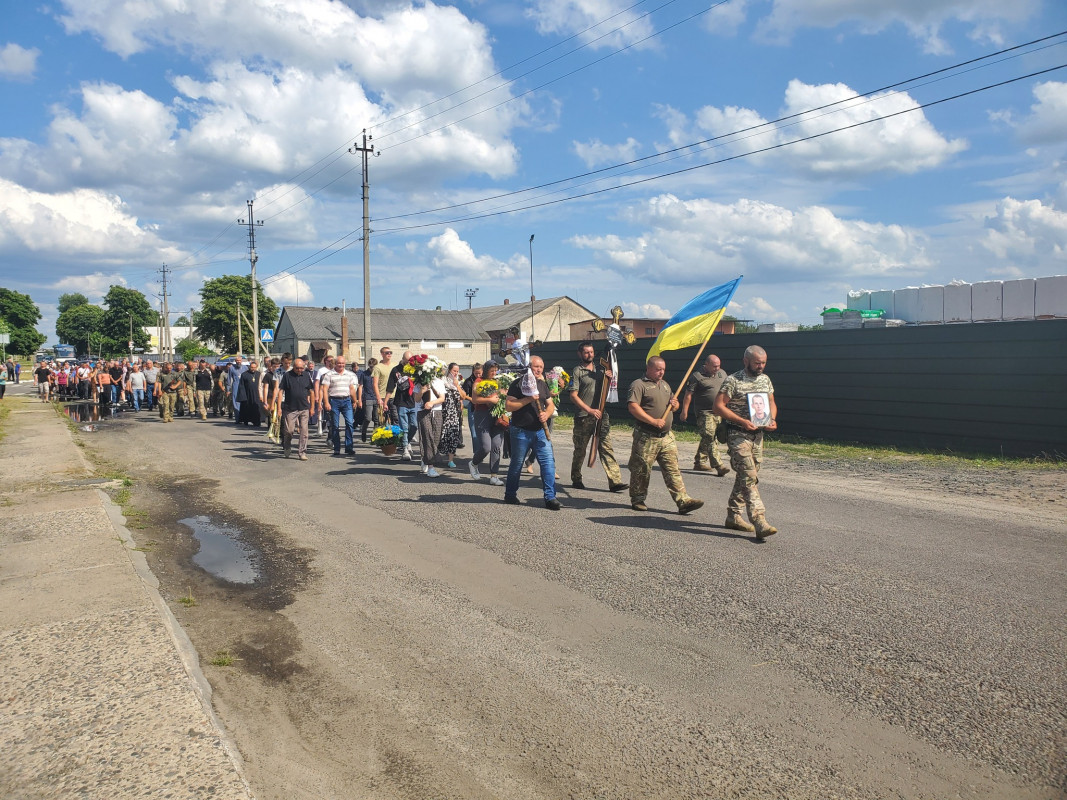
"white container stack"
1003,279,1036,320
917,285,944,325
944,282,972,323
846,291,871,311
971,281,1003,322
1035,275,1067,318
893,288,920,322
869,290,894,318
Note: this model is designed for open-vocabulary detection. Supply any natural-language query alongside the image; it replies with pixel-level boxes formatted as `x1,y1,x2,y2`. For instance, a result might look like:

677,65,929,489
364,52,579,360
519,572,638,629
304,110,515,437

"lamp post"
528,234,535,340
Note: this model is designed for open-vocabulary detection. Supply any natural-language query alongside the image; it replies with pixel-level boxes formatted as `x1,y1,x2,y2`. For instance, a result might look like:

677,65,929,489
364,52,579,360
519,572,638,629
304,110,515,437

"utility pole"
239,200,264,362
237,299,243,357
529,234,536,340
159,263,171,361
128,313,133,362
350,130,375,365
465,288,479,310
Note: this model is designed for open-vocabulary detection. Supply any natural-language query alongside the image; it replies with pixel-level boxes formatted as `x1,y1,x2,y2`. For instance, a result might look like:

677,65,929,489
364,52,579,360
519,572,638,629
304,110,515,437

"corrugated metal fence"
532,320,1067,457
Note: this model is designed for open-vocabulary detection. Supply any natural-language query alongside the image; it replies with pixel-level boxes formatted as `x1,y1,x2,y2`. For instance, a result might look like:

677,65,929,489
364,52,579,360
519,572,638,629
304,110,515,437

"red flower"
417,354,427,364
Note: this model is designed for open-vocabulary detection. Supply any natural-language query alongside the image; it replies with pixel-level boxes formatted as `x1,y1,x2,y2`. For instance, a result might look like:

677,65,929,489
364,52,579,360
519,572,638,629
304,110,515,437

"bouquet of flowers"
403,354,445,387
547,366,570,400
370,424,405,449
490,372,516,419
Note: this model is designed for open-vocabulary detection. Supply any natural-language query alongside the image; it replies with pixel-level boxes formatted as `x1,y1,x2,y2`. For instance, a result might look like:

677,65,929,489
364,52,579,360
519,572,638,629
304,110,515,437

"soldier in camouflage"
679,353,730,476
626,357,704,515
568,341,628,492
713,345,778,539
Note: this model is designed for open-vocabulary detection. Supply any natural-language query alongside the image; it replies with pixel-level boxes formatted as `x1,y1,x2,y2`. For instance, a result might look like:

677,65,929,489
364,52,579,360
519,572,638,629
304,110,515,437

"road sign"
128,340,134,349
0,334,9,344
260,329,274,343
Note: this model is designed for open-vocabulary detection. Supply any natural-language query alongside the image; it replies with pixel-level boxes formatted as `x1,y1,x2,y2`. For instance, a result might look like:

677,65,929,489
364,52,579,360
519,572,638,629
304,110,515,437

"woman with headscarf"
439,362,464,467
236,360,263,426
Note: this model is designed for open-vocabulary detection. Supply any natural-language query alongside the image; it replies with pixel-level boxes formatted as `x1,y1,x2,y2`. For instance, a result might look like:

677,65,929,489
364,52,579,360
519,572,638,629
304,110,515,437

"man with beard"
713,345,779,540
568,341,627,492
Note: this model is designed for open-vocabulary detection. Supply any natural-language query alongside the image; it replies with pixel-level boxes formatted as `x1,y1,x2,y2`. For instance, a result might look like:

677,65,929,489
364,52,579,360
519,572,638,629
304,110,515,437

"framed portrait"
747,392,771,427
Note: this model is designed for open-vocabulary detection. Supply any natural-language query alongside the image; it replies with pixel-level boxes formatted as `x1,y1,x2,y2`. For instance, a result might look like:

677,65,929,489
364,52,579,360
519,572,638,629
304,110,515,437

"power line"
256,63,1064,284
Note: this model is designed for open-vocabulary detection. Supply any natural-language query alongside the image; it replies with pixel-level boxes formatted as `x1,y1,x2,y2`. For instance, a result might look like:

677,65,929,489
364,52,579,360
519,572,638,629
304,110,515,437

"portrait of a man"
748,392,771,427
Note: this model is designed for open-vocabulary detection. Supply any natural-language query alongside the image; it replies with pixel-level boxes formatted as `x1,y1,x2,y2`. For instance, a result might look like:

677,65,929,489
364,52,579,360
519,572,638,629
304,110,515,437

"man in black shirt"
193,361,213,420
386,350,418,460
503,357,560,510
275,358,314,460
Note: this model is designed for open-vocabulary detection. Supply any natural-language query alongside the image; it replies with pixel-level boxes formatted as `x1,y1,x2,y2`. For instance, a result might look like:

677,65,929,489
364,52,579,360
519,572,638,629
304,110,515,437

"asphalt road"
80,406,1065,800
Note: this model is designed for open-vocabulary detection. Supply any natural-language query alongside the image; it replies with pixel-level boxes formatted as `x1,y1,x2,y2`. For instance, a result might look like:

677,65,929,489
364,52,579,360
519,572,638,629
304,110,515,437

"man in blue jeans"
320,356,360,455
503,356,560,510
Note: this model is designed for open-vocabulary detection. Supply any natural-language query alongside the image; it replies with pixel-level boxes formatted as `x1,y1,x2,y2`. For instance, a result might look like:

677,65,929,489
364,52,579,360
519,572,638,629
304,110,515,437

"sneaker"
469,461,481,480
544,498,562,511
489,476,504,486
298,453,308,461
447,461,456,468
631,501,648,511
503,495,520,505
427,467,440,478
403,445,413,461
421,463,429,474
678,498,704,515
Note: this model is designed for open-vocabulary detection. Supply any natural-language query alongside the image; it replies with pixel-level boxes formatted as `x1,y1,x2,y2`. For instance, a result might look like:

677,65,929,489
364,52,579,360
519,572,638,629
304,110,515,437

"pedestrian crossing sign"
260,329,274,343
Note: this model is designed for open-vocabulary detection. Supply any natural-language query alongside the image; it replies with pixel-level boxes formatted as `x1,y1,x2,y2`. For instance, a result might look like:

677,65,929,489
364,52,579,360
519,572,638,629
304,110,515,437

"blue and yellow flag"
647,277,743,358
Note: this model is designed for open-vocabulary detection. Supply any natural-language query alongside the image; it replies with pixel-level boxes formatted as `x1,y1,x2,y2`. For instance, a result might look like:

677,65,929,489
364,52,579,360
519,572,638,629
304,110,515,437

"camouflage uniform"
568,364,622,485
686,369,727,469
156,371,182,422
719,369,775,521
627,376,696,510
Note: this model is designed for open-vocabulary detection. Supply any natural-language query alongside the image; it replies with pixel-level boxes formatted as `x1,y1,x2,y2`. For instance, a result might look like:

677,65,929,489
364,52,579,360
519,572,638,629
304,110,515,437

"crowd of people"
26,342,780,538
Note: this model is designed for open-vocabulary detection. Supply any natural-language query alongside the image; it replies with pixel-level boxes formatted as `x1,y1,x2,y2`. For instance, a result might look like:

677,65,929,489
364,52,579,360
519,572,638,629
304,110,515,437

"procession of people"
27,339,780,539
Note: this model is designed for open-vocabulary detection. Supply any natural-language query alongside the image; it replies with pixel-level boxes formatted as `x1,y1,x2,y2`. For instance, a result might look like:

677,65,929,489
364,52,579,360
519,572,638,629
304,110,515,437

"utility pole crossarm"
239,200,265,361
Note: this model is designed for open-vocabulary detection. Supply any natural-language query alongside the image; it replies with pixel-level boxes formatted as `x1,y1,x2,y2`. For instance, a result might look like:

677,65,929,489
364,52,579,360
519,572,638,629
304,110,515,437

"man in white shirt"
320,356,360,455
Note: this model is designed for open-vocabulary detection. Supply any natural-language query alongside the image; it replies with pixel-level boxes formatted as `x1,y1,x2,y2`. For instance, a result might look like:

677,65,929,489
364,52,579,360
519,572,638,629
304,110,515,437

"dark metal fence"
533,319,1067,457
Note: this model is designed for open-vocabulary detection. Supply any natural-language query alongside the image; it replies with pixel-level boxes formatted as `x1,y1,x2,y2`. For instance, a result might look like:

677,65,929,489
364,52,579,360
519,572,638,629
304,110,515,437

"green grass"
177,588,197,607
210,650,237,667
552,408,1064,470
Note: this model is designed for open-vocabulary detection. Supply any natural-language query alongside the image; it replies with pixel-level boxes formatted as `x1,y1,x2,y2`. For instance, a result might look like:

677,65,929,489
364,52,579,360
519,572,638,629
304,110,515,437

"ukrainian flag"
647,277,743,358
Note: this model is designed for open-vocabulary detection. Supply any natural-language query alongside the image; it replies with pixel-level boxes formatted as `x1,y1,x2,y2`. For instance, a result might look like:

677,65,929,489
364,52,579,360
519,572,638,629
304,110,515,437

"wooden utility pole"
239,200,265,362
350,130,375,365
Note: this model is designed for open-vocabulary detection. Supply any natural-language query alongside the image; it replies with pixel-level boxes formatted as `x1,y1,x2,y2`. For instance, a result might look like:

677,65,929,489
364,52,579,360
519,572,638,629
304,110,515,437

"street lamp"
528,234,535,340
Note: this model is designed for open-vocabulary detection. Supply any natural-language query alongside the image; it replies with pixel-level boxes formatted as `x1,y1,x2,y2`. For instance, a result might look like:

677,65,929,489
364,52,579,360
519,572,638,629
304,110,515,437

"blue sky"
1,0,1065,343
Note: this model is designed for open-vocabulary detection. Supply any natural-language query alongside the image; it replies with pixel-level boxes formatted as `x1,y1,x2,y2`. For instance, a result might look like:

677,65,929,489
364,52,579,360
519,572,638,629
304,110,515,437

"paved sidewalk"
0,387,253,799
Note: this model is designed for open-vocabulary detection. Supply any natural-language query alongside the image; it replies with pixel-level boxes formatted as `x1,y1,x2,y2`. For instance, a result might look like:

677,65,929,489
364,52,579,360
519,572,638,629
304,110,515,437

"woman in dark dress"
236,361,263,426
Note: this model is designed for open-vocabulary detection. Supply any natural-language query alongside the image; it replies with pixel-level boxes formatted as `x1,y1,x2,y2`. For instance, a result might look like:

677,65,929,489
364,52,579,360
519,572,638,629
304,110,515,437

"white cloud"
737,296,788,321
527,0,656,49
54,272,128,300
262,271,314,305
427,228,517,280
691,80,967,177
980,197,1067,265
753,0,1040,54
621,301,671,318
0,177,183,262
704,0,749,37
1013,82,1067,146
0,43,40,79
570,193,931,285
573,137,640,168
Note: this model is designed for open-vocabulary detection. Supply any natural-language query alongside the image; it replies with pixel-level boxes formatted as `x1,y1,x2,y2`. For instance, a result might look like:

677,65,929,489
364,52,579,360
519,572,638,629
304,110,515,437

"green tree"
101,285,154,356
723,315,758,334
0,287,46,356
58,292,89,315
196,275,278,355
56,303,106,354
174,315,190,326
174,337,216,361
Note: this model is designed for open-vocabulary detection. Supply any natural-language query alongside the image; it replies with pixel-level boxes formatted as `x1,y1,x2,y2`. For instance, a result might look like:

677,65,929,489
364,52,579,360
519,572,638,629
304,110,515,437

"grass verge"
551,409,1064,471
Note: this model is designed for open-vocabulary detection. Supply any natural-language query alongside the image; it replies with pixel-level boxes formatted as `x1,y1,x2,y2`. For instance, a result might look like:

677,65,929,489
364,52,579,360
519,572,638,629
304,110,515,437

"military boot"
724,512,755,533
752,515,778,539
693,461,712,472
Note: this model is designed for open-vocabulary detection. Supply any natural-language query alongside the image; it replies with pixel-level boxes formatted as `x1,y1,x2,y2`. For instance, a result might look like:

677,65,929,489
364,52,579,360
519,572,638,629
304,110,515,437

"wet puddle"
62,403,122,423
179,515,261,584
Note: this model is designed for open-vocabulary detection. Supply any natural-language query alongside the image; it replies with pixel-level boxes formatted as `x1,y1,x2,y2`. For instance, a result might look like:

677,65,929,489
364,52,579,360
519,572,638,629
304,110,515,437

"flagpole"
660,329,715,420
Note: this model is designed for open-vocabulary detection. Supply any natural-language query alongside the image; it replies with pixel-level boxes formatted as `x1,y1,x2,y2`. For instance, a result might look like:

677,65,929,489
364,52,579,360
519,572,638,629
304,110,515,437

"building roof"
466,296,593,332
280,306,491,342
